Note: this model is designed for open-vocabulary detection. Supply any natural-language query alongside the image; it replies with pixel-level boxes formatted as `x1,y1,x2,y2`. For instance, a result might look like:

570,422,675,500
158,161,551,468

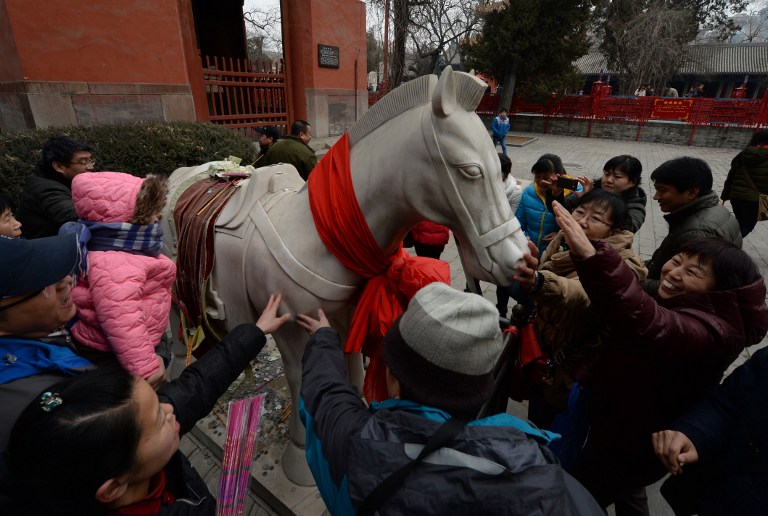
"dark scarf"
60,220,163,279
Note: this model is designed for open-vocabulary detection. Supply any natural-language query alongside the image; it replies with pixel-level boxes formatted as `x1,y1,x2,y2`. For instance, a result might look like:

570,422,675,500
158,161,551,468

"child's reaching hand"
255,294,292,334
147,355,167,390
296,309,331,336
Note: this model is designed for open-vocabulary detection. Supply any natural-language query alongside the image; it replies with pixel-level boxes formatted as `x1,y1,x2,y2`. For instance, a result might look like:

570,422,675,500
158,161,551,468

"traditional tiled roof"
575,43,768,75
574,52,610,75
682,43,768,73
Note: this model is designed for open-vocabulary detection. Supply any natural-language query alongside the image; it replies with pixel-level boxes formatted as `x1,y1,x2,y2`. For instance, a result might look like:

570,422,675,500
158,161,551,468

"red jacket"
410,221,449,246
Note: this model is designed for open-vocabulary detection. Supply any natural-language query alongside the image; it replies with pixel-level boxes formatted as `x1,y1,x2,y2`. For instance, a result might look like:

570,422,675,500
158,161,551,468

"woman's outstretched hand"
296,309,331,336
256,294,292,334
512,239,539,291
552,201,596,259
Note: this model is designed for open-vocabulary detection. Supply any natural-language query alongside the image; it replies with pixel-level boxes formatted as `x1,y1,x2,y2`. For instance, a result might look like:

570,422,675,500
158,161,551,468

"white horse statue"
163,66,528,486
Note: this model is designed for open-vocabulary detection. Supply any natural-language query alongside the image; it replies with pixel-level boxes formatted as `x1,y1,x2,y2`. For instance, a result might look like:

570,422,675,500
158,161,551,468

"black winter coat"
670,346,768,514
16,171,78,238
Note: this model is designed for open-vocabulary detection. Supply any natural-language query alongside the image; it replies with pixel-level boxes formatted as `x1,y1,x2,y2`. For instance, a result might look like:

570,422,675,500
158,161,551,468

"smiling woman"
549,201,768,511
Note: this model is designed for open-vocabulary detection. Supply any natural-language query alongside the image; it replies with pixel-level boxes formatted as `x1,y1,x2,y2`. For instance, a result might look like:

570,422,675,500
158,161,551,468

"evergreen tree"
462,0,592,110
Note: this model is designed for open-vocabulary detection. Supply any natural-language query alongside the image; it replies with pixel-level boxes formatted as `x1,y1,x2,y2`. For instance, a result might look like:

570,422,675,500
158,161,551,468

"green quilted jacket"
722,145,768,202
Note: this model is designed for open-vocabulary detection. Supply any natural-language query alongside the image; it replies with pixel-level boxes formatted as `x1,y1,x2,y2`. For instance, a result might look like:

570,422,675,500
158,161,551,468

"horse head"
348,66,527,284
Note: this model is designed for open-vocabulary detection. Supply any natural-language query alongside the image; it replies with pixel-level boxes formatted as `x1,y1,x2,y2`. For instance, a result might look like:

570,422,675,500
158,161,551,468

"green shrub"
0,122,258,205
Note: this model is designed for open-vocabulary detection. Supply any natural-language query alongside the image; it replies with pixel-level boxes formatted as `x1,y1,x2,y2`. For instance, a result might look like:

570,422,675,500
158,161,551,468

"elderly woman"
514,190,647,430
549,200,768,514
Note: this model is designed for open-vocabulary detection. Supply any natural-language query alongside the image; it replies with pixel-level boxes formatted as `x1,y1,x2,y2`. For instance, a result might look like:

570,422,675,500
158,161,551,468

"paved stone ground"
182,132,768,515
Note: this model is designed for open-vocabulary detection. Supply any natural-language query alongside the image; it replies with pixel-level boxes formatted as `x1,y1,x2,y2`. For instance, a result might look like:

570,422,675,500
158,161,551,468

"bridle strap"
420,109,520,272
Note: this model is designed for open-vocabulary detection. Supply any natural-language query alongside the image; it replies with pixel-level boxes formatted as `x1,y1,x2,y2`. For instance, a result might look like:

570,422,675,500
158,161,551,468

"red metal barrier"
201,56,289,140
510,96,548,115
368,91,386,108
476,93,502,115
553,95,593,119
365,90,768,141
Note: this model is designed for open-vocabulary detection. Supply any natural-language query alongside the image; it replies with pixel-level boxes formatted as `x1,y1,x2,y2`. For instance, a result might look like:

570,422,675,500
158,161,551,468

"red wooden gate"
202,56,290,139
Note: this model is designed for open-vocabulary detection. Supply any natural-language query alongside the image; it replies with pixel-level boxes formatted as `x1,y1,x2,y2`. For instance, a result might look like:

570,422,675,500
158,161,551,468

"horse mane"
348,74,437,145
348,68,488,145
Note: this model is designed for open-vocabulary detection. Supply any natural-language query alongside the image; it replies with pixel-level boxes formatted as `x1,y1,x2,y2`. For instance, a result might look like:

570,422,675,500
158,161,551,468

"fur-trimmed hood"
71,172,168,224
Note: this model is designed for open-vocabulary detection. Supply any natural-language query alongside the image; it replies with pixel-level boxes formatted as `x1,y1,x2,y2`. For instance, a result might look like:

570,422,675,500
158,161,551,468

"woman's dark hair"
7,367,140,509
603,155,642,186
748,129,768,147
575,189,629,231
678,237,761,291
531,153,564,175
0,191,15,213
499,153,512,180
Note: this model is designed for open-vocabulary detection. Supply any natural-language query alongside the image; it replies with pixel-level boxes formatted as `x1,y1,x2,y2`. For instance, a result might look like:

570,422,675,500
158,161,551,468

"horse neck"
348,118,427,256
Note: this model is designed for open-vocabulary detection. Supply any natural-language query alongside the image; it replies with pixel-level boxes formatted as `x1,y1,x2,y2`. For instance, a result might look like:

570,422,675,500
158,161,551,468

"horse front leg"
272,324,316,486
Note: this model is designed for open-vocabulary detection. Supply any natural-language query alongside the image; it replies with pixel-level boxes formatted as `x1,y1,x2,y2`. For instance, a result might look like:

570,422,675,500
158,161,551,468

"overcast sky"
244,0,279,12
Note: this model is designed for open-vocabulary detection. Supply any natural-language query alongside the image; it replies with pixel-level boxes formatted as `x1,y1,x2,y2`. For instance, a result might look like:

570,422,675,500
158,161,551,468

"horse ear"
432,65,456,117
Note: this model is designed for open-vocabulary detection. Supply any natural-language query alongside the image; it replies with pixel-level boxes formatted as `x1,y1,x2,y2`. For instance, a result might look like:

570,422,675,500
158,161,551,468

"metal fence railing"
202,56,290,139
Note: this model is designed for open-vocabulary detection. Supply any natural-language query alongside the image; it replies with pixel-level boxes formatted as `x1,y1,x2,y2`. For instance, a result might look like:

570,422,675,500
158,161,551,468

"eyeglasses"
70,158,96,167
572,208,612,227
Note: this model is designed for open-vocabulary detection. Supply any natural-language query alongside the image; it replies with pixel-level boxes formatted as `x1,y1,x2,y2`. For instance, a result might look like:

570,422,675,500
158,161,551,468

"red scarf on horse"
308,133,450,401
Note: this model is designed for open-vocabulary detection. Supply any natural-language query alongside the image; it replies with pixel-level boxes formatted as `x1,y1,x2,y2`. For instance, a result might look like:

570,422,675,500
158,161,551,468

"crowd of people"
0,127,767,515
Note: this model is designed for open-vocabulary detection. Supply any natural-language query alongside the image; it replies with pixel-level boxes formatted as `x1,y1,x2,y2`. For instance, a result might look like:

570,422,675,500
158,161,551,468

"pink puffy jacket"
70,172,176,379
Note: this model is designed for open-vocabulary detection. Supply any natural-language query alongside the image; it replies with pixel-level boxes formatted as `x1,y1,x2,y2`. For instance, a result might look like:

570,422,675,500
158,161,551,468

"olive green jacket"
260,135,318,181
722,146,768,202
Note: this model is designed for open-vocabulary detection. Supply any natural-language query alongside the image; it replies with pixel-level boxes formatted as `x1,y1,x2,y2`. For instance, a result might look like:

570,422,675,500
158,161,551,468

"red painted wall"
2,0,189,84
284,0,367,120
307,0,367,90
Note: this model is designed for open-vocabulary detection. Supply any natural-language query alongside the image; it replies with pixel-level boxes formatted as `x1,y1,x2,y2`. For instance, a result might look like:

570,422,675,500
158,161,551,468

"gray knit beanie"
382,282,503,417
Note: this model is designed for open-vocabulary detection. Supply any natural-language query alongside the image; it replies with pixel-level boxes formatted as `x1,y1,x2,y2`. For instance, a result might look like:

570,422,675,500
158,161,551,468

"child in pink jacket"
63,172,176,389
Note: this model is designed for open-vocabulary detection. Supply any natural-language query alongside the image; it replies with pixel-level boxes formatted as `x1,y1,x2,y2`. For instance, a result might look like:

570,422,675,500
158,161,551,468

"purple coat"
574,240,768,480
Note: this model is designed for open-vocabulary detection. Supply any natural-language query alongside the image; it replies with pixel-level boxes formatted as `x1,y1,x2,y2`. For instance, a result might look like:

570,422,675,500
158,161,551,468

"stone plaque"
318,44,340,69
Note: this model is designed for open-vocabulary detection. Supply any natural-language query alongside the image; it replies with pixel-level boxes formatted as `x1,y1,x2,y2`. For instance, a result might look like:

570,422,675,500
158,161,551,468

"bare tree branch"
244,5,282,56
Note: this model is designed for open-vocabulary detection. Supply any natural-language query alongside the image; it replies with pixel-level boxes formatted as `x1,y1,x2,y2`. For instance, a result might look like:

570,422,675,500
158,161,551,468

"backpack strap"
356,417,468,516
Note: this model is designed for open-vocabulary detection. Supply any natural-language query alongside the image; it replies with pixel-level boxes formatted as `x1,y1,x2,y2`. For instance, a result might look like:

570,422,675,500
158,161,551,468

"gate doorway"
201,55,290,138
190,0,289,138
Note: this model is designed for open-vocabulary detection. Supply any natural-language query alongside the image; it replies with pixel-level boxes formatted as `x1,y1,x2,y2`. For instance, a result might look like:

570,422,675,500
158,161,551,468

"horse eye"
457,165,483,180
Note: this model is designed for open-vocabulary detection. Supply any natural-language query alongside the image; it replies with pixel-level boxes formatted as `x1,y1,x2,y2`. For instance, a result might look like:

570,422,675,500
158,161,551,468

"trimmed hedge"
0,122,258,205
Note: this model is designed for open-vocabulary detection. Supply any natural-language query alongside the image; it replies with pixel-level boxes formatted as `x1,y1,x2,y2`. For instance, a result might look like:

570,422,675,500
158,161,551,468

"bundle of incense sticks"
217,394,266,516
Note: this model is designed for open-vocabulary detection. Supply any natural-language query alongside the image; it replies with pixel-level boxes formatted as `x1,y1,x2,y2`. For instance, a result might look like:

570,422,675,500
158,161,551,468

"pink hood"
71,172,144,223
